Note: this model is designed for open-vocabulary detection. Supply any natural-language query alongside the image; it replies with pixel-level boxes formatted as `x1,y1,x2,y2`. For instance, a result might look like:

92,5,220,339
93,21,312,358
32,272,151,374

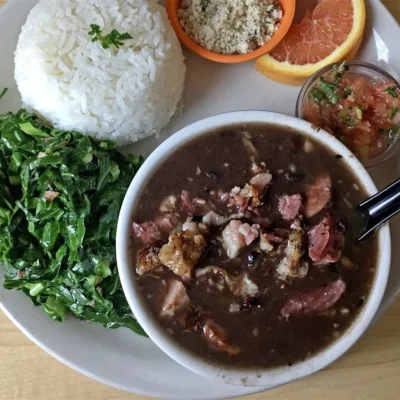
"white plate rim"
0,0,399,398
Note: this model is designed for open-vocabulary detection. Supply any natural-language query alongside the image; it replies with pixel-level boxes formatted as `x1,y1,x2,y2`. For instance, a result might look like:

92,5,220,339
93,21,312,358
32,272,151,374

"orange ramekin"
166,0,296,64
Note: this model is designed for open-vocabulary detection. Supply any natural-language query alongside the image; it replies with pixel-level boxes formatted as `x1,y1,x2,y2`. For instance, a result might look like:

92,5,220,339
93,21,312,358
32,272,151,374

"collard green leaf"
71,136,93,166
20,122,51,138
97,155,119,191
43,296,66,322
81,309,146,335
41,221,60,251
90,254,112,279
65,216,86,254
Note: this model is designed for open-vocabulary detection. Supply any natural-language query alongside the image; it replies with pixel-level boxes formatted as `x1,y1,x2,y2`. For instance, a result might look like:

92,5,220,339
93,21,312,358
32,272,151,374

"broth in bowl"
130,123,378,369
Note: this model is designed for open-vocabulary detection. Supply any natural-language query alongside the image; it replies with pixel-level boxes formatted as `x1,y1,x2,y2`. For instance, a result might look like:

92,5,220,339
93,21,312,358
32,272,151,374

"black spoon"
357,177,400,241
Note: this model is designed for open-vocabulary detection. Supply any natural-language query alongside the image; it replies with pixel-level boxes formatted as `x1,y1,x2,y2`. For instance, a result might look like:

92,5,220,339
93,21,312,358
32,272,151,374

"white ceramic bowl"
116,111,391,387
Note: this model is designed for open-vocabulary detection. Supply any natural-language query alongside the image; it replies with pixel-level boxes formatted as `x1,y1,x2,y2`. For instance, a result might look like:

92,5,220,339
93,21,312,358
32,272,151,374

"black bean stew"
130,123,378,369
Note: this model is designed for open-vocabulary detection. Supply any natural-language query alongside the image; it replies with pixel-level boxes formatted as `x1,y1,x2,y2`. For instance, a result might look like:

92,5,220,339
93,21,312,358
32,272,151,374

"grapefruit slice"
255,0,366,86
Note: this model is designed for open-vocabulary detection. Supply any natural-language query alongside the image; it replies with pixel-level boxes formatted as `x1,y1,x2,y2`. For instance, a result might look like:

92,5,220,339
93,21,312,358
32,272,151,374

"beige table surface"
1,0,400,399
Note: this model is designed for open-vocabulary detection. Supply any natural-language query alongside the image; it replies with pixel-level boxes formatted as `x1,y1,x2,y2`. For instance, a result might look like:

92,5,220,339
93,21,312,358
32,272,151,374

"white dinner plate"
0,1,399,399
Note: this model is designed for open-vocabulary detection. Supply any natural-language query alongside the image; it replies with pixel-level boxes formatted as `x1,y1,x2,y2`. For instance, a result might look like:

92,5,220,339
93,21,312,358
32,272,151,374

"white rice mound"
14,0,186,145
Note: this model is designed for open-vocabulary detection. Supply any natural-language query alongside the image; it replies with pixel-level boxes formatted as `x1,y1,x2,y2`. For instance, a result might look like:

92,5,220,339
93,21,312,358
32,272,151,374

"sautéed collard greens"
0,109,145,335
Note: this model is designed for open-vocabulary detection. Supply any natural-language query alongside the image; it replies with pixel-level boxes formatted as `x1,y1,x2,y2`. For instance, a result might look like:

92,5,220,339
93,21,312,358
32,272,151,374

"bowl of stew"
296,61,400,167
116,111,391,387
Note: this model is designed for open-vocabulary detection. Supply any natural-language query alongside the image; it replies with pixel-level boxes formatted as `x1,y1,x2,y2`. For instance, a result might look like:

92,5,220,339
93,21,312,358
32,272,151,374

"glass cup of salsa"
296,61,400,167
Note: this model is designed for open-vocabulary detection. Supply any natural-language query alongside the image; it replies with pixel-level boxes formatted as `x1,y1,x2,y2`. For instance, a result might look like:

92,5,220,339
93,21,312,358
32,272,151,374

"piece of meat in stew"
130,123,378,369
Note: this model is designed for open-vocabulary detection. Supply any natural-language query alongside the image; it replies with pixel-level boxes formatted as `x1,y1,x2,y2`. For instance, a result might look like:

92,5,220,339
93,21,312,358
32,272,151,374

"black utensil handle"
357,177,400,241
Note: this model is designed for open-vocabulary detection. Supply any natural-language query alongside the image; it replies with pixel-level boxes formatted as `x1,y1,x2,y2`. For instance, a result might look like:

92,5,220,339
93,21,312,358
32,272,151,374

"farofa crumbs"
178,0,283,55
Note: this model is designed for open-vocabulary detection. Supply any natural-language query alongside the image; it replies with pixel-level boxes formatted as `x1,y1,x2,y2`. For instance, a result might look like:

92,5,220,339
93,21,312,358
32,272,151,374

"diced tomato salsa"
302,63,400,163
